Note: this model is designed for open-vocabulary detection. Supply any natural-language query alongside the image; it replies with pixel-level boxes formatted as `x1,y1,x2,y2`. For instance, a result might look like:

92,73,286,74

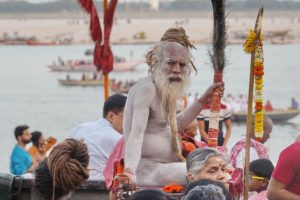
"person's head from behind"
34,138,89,200
103,94,127,134
31,131,45,148
184,119,198,138
14,125,31,145
249,158,274,193
183,179,232,200
186,148,228,185
250,116,273,144
146,27,196,117
128,189,174,200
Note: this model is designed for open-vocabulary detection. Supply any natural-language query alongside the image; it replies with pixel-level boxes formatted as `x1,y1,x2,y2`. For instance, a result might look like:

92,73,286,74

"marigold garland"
163,183,185,193
244,29,264,140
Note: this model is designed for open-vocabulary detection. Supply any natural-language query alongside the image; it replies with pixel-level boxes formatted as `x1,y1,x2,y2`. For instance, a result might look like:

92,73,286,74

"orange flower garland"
163,183,185,193
243,29,264,140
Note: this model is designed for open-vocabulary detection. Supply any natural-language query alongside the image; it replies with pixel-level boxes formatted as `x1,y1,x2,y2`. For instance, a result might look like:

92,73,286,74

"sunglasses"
248,175,267,181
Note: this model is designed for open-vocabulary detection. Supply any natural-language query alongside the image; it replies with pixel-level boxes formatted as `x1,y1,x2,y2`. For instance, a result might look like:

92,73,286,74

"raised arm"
177,82,224,131
124,84,155,175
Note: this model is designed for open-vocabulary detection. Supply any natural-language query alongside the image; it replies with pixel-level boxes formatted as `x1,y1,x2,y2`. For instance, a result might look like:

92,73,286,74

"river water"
0,44,299,173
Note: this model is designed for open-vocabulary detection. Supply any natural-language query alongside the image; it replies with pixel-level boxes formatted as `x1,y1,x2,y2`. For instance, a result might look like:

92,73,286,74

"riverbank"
1,11,300,45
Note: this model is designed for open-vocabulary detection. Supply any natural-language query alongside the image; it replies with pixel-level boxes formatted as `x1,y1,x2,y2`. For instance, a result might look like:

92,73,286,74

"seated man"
10,125,37,175
70,94,127,180
181,119,206,158
122,27,224,188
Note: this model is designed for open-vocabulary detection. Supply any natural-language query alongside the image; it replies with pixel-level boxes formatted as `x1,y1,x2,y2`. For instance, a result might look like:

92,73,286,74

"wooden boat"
48,59,143,72
58,79,104,86
232,109,300,122
110,80,136,94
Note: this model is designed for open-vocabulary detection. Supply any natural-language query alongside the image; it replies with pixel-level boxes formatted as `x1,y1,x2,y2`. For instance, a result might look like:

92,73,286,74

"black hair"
103,94,127,118
14,125,29,140
31,131,42,147
250,158,274,179
128,189,174,200
183,179,232,200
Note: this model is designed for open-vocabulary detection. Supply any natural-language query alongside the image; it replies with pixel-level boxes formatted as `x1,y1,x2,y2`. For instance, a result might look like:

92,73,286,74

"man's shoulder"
281,142,300,157
11,145,27,157
129,76,156,97
70,119,104,138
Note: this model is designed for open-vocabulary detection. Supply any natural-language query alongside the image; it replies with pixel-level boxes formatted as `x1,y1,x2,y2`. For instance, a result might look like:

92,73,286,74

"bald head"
250,116,273,144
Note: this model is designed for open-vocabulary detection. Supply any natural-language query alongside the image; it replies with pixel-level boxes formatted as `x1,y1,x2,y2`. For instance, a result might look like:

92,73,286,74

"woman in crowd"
28,131,57,165
186,148,230,186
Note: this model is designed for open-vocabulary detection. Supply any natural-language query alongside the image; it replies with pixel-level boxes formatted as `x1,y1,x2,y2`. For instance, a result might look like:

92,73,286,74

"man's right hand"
198,82,224,106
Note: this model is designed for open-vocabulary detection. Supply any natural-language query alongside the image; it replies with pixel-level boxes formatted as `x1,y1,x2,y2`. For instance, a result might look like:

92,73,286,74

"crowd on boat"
183,93,299,114
4,27,300,200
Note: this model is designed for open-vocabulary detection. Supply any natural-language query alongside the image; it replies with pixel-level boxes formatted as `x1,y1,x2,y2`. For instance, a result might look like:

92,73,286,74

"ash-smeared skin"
123,42,223,187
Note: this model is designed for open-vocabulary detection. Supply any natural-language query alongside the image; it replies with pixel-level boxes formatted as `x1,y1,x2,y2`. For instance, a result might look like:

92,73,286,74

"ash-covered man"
122,27,224,188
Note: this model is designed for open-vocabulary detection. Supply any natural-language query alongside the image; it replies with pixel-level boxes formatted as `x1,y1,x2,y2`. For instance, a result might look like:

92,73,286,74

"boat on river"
58,79,105,86
110,79,136,94
48,58,143,72
232,109,300,122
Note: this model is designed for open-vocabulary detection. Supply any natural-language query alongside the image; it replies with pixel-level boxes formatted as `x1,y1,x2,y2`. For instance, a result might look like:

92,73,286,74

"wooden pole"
103,0,109,100
244,7,263,200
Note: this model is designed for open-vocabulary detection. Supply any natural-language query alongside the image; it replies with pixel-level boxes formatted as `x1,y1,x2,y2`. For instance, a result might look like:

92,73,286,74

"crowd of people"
7,27,300,200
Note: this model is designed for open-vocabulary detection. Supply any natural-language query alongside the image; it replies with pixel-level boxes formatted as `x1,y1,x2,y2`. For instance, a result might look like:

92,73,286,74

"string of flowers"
243,30,264,140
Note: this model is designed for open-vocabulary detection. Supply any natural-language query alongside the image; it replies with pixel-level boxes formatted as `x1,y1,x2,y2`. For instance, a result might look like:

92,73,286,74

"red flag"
94,0,118,74
78,0,118,74
78,0,102,42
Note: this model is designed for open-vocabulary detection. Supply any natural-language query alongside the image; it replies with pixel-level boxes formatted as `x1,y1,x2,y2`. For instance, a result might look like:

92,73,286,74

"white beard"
153,69,190,122
154,69,190,161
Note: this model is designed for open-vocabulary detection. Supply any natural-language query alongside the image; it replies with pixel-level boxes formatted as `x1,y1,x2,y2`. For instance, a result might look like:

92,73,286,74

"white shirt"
70,118,122,180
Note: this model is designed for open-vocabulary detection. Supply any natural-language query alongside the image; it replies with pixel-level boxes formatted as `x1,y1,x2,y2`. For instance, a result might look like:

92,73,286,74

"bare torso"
124,76,205,186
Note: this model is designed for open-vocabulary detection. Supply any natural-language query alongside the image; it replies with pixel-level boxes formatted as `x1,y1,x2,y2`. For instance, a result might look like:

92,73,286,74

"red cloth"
103,137,125,189
93,0,118,74
229,138,269,197
181,133,206,158
78,0,102,42
272,142,300,195
230,138,269,168
78,0,118,74
264,102,273,111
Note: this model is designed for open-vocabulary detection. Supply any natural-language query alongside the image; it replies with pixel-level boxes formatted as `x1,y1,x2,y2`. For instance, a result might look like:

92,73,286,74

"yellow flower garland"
244,29,264,140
